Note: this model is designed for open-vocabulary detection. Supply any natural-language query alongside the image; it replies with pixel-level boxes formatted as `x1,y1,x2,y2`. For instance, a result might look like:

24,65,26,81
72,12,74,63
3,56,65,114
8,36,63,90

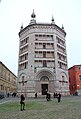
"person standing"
20,94,25,111
53,92,56,98
57,93,61,103
35,93,37,98
46,92,51,101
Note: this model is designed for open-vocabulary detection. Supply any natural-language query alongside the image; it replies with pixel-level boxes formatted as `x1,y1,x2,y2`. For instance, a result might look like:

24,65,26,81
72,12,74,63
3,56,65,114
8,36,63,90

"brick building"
0,61,17,97
68,65,81,95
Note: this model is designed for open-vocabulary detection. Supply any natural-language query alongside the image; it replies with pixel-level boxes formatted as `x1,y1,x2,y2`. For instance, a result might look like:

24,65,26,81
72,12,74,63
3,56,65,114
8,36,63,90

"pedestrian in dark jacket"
46,92,51,101
35,93,37,98
57,93,61,103
53,92,56,98
20,94,25,111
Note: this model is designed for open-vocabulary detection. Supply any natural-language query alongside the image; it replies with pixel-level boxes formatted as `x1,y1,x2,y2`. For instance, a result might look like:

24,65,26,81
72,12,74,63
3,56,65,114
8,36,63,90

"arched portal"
35,69,54,95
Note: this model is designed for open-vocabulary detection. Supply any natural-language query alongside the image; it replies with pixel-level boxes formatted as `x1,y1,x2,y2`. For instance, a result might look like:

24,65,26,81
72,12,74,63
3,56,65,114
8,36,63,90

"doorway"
41,84,48,95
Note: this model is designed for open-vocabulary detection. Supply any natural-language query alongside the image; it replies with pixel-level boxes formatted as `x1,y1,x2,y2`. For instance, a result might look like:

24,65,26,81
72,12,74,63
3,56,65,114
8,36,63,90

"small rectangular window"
43,43,46,49
43,60,47,67
80,84,81,89
25,63,27,68
34,67,36,73
43,52,46,58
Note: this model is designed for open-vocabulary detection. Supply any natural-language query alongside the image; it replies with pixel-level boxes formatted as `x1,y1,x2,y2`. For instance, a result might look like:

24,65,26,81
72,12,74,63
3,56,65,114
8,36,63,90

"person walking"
20,94,25,111
46,92,51,101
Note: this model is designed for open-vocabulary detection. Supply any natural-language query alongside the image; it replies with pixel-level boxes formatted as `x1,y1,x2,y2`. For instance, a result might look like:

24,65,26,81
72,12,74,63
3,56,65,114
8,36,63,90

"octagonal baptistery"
17,10,69,97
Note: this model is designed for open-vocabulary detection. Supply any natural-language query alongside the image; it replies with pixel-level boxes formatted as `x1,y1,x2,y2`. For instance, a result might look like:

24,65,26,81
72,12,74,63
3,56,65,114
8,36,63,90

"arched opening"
40,76,49,81
35,69,54,96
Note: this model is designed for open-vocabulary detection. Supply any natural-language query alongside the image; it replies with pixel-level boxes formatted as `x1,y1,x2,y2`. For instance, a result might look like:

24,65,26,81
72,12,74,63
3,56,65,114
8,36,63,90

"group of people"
20,92,61,111
7,92,17,98
46,92,61,102
54,92,61,102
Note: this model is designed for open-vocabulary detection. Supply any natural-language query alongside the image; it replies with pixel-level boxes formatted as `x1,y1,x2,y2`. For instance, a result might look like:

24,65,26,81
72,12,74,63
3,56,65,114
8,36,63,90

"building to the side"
17,10,69,97
0,61,17,97
68,65,81,95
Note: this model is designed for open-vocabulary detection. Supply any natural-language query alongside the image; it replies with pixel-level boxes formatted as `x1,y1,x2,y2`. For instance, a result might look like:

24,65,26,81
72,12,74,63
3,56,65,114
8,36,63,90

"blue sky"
0,0,81,75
